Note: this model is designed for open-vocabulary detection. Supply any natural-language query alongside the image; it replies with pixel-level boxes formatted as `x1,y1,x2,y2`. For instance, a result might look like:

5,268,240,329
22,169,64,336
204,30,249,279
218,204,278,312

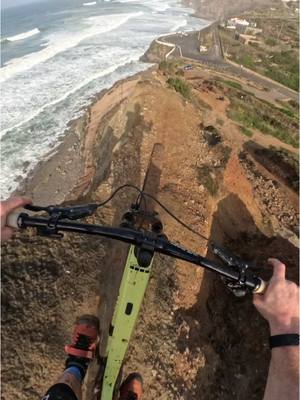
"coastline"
14,67,157,205
12,14,211,205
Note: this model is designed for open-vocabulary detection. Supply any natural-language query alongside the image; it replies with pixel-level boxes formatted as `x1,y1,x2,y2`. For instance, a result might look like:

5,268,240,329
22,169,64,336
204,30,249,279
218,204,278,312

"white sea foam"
0,59,136,139
117,0,170,10
149,2,170,12
0,60,148,198
83,1,97,6
0,12,143,84
172,18,187,32
6,28,40,42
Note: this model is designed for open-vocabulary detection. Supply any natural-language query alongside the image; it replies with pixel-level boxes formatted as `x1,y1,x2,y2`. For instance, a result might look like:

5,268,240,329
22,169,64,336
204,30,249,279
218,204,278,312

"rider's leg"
41,315,100,400
42,370,82,400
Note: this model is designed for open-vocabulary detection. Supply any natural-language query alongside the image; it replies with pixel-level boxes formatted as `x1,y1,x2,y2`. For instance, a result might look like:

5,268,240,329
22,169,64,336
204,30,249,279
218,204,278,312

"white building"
228,18,250,27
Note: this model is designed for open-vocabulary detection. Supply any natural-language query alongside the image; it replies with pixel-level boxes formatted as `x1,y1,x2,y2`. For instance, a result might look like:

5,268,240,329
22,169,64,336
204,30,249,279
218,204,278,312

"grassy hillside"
219,10,299,91
182,0,281,20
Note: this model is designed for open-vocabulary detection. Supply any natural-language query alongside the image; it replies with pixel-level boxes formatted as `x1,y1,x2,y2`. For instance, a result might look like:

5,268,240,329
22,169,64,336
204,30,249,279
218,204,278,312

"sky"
2,0,49,9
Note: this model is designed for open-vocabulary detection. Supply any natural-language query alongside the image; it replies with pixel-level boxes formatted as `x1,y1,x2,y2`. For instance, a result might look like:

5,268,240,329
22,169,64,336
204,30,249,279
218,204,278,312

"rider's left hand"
1,197,31,242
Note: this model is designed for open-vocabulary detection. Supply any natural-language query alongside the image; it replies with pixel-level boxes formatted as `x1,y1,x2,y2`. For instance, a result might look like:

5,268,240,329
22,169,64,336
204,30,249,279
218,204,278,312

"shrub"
175,69,184,76
265,37,277,46
159,60,183,74
227,97,299,148
197,166,219,196
278,107,296,118
221,80,243,90
167,77,191,99
288,99,299,110
203,125,221,146
265,50,299,91
266,66,299,92
239,54,254,68
239,126,254,137
159,60,169,71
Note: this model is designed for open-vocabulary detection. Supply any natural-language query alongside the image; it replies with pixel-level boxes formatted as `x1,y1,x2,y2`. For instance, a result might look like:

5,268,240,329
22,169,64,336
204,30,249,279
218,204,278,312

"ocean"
1,0,208,198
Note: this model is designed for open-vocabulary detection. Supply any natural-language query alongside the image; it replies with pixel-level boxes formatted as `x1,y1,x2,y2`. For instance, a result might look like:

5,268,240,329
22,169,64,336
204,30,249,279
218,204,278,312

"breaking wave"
0,12,143,83
6,28,40,42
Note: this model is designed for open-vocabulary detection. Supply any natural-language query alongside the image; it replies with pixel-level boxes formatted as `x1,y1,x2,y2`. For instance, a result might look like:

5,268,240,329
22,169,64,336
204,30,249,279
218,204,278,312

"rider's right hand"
1,197,31,242
253,258,299,335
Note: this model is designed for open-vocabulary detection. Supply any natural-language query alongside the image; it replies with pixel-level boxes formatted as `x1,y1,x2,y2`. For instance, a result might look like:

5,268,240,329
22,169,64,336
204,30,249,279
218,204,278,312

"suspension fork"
100,245,154,399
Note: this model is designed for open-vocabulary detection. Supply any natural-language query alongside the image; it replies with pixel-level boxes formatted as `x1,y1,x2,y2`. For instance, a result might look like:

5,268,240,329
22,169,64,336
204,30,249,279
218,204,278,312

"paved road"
159,28,298,102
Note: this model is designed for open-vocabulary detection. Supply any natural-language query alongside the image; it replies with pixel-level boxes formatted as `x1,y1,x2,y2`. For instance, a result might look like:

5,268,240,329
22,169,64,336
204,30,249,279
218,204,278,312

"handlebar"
7,211,267,294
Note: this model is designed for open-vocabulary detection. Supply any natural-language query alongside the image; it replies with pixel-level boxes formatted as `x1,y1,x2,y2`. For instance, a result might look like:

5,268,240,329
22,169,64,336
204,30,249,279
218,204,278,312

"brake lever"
211,244,252,297
25,203,98,220
212,244,242,267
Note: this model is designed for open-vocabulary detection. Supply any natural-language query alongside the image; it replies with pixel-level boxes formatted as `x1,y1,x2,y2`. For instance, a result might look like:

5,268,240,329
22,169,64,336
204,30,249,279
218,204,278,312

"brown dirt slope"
1,67,299,400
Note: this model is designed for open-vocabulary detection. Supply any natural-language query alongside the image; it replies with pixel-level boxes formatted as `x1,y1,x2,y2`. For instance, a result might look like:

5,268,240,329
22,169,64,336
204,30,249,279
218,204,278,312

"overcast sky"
2,0,48,9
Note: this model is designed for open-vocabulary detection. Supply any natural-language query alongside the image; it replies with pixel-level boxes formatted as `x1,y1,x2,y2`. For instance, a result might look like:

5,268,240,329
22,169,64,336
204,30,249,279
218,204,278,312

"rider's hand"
1,197,31,242
253,258,299,335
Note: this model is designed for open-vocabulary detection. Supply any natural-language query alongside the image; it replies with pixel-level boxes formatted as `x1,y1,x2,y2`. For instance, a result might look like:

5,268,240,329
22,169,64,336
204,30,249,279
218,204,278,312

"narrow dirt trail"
118,81,217,399
78,77,219,399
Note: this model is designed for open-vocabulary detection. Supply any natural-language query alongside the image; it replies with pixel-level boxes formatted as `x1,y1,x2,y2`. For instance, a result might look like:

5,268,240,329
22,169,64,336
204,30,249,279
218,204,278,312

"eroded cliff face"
183,0,281,19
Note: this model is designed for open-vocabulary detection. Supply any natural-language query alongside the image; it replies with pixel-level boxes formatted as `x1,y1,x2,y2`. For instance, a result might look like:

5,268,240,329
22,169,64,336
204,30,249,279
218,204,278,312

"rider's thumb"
268,258,286,281
1,198,31,219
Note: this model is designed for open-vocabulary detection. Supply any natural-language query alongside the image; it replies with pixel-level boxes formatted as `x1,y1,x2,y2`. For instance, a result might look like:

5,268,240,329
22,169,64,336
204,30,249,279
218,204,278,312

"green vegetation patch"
167,77,191,99
265,37,278,46
226,88,299,147
287,99,299,111
159,59,184,74
220,79,243,90
219,18,299,92
239,126,254,137
277,107,296,118
265,50,299,91
276,99,299,120
239,54,254,68
197,165,219,196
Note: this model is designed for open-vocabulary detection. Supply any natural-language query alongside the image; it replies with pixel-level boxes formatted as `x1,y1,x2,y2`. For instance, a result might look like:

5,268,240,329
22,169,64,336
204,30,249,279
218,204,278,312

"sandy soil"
1,64,299,400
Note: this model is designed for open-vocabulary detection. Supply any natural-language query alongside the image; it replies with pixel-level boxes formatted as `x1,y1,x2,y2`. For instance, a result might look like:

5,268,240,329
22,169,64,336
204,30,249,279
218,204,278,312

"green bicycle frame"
100,245,154,399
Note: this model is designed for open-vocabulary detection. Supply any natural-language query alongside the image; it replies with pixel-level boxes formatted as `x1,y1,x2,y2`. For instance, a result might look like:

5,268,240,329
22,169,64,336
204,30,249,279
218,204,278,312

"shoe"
65,314,100,359
118,373,143,400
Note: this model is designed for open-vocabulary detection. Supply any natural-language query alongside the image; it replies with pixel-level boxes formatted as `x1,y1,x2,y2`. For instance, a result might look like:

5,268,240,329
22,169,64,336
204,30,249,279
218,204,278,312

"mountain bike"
7,178,267,400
